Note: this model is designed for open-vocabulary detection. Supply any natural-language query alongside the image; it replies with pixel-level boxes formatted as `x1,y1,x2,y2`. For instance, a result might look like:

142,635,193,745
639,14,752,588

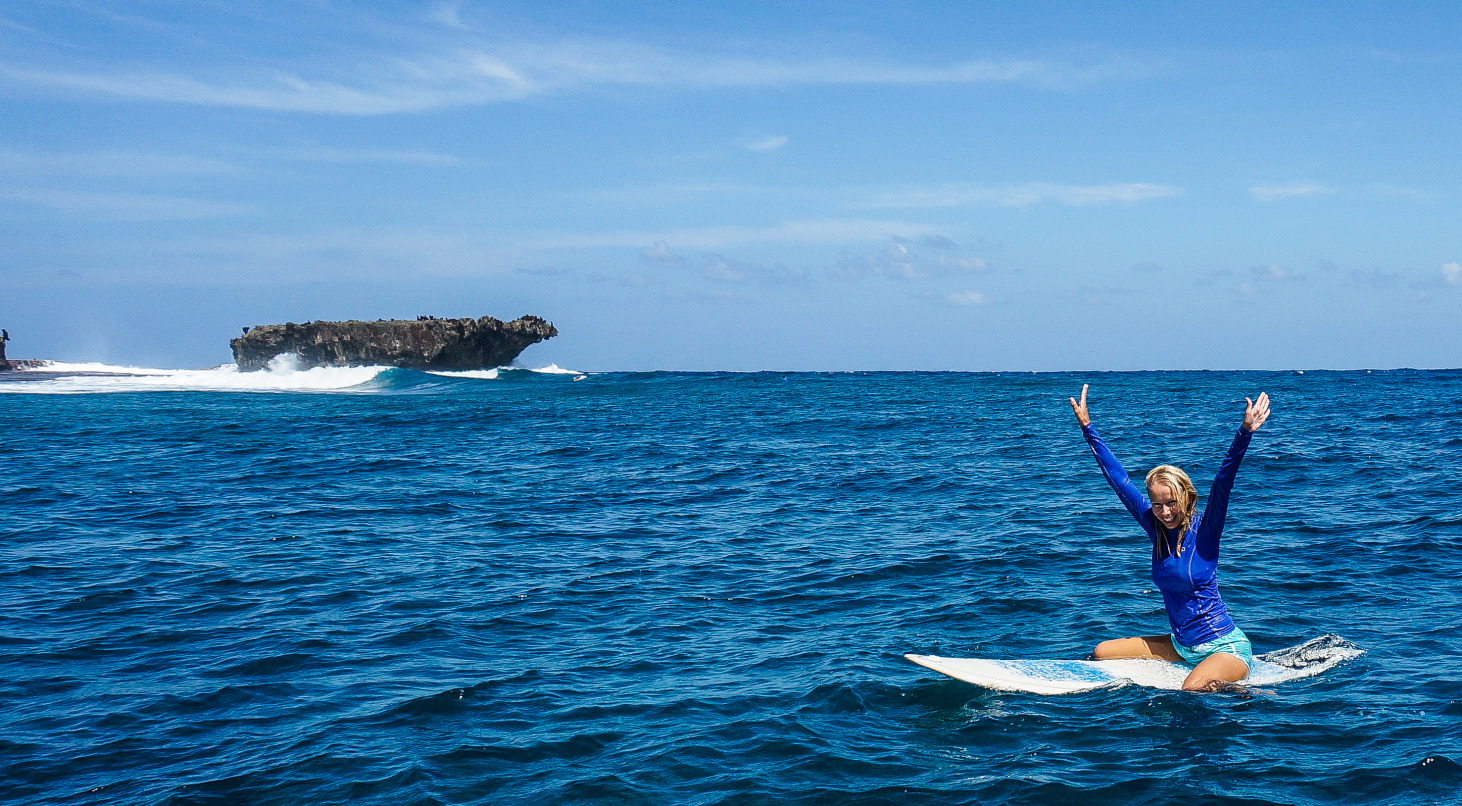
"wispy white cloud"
1193,265,1304,296
640,240,688,268
515,264,570,277
0,64,482,114
429,3,468,30
1248,183,1336,202
701,253,807,285
0,14,39,34
829,235,989,281
1250,264,1305,282
1442,262,1461,285
571,179,1181,213
537,218,938,251
639,240,808,286
859,181,1183,209
1350,267,1402,288
0,34,1139,115
741,135,789,152
945,290,988,305
701,253,752,283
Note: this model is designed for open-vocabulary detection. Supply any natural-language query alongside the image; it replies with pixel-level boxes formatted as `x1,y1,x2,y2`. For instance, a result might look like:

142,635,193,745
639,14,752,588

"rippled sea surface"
3,366,1461,805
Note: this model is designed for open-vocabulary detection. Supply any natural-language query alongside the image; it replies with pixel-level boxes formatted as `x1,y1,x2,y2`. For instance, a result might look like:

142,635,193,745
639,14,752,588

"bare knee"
1092,640,1120,659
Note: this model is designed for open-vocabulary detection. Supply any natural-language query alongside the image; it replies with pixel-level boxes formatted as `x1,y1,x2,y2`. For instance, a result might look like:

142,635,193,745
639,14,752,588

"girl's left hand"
1243,392,1270,432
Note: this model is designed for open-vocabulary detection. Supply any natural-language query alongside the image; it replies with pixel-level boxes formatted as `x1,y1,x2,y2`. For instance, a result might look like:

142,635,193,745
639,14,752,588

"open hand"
1069,384,1091,427
1243,392,1270,432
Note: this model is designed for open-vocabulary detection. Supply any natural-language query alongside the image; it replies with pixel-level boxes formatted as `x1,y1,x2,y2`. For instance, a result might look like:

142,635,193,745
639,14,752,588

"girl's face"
1147,481,1184,530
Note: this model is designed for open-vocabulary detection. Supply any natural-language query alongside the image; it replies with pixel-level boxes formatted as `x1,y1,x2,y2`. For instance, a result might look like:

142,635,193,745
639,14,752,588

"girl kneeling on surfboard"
1068,384,1270,692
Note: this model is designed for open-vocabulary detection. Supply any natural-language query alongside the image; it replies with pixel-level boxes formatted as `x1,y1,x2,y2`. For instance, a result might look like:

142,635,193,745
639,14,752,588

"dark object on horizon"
0,328,8,371
229,315,558,371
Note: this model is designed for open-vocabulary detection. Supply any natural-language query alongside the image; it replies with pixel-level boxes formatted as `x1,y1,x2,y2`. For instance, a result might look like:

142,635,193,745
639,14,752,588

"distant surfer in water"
1068,384,1270,692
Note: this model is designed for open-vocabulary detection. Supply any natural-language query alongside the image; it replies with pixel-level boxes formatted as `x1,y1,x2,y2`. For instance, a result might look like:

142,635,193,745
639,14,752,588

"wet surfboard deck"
905,635,1363,694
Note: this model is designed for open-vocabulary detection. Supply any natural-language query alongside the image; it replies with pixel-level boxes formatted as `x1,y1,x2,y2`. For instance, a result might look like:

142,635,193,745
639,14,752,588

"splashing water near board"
1250,634,1366,682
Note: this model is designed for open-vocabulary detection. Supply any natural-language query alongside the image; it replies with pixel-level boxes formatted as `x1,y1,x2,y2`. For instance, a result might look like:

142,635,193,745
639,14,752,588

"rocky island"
230,315,557,371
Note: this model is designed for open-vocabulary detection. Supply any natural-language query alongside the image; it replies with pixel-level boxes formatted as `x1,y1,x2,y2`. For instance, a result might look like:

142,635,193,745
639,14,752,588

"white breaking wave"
425,368,500,379
0,357,389,394
425,363,586,380
528,363,585,375
4,357,590,394
18,361,183,376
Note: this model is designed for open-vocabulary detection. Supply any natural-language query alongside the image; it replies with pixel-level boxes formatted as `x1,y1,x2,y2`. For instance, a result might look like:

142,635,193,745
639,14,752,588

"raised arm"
1194,392,1267,555
1071,385,1150,525
1212,392,1268,503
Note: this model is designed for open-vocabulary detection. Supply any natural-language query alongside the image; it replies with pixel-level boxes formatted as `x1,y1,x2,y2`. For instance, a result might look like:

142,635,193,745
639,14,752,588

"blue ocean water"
2,365,1460,805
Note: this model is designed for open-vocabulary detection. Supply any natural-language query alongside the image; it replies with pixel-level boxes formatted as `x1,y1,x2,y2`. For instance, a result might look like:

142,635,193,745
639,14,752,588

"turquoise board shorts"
1173,627,1253,667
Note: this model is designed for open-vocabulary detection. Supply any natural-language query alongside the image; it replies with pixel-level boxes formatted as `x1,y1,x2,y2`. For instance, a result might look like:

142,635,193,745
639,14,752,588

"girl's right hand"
1069,384,1091,427
1243,392,1270,432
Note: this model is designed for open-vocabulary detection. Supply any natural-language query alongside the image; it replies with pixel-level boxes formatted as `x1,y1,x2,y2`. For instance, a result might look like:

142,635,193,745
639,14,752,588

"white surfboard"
906,634,1362,694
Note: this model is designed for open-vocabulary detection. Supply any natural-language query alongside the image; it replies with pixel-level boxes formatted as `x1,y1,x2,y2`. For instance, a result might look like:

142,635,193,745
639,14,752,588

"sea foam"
425,363,585,380
3,358,586,394
1,359,388,394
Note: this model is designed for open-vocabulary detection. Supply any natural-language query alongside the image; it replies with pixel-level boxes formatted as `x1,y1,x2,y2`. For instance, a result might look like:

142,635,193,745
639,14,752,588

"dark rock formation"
230,315,557,371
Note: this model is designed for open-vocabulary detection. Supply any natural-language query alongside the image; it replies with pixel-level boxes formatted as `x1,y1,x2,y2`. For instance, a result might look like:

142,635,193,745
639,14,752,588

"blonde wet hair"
1145,464,1198,548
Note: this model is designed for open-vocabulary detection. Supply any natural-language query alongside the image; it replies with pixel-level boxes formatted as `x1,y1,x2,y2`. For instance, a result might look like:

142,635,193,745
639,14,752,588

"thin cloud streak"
0,65,481,114
742,135,789,152
1249,183,1336,202
573,180,1182,209
1,37,1139,114
532,218,943,251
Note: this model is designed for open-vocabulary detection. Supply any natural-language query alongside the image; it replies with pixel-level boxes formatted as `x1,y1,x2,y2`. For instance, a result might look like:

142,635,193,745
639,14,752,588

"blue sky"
2,1,1459,370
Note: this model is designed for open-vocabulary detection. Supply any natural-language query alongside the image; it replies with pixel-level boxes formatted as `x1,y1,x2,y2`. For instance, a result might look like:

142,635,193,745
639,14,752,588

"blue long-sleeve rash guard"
1081,423,1254,648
